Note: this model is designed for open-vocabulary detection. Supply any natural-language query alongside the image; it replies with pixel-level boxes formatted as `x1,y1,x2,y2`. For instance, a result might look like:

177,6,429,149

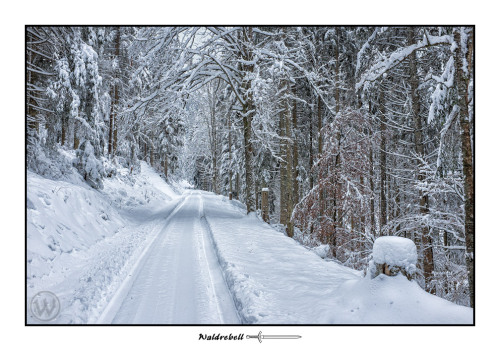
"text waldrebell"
199,333,245,341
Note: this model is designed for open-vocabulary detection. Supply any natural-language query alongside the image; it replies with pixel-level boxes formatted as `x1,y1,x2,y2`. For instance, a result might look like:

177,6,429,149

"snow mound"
372,236,417,271
202,194,471,324
335,274,472,324
311,244,330,259
27,160,181,324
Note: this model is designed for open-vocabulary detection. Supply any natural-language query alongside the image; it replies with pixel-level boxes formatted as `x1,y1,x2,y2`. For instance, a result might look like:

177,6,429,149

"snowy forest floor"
27,161,472,324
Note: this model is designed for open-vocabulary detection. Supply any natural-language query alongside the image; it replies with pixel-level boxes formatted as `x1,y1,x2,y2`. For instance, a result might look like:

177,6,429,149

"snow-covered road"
105,192,240,324
27,163,473,324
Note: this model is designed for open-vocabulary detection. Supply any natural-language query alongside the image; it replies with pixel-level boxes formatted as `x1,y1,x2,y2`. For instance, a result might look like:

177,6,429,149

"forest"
26,26,474,308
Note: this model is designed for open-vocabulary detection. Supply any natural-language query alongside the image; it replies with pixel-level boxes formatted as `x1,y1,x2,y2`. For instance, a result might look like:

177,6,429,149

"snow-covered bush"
431,247,471,307
102,157,117,178
74,140,105,189
27,142,75,180
368,236,417,280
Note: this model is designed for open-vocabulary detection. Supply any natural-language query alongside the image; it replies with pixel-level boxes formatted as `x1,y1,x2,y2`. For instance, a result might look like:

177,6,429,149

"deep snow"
27,162,472,324
27,161,184,323
201,193,472,324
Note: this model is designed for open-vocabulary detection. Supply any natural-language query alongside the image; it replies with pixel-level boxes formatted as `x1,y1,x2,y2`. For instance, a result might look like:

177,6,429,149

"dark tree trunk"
286,86,294,237
454,28,474,308
317,94,323,155
73,120,80,150
333,35,342,245
368,100,376,236
242,111,255,212
150,145,154,166
279,83,288,226
370,146,376,236
317,94,324,217
235,172,240,200
108,88,115,156
228,111,233,200
240,27,256,213
163,155,168,178
408,27,434,294
309,105,314,191
292,87,299,208
109,27,120,157
379,88,387,233
61,115,67,147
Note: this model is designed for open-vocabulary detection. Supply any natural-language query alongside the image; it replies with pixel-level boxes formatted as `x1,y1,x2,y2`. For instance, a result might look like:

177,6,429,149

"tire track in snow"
95,195,188,324
197,194,241,324
106,192,240,324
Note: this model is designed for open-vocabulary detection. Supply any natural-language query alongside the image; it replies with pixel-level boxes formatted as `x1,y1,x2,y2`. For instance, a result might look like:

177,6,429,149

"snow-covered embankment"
201,193,473,324
27,161,182,323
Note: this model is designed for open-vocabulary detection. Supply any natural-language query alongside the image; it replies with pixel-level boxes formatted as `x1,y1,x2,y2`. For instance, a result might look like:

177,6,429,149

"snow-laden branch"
356,32,453,91
355,27,382,78
205,53,245,106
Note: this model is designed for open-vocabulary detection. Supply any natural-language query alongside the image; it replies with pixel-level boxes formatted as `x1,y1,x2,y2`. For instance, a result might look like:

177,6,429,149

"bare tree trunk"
261,188,269,223
240,27,256,213
309,106,314,191
73,120,80,150
454,28,474,308
109,27,120,157
163,154,168,178
360,175,365,232
26,32,41,135
113,122,118,155
370,145,376,236
285,86,294,237
379,88,387,233
368,100,376,236
317,94,323,155
242,110,255,212
150,144,154,167
228,111,233,200
333,36,342,248
408,27,434,294
292,87,299,208
395,180,401,233
207,81,219,194
279,84,288,226
61,116,67,147
108,86,115,156
212,151,218,194
317,94,324,217
235,172,240,200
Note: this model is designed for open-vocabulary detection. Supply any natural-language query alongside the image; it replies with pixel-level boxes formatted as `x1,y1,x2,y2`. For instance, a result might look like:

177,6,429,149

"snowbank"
27,165,473,324
201,193,472,324
336,274,472,324
27,161,182,323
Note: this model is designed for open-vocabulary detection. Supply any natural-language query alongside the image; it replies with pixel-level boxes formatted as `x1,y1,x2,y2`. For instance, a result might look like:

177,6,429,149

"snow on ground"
27,163,472,324
104,193,240,324
27,161,182,323
202,193,473,324
335,274,471,324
